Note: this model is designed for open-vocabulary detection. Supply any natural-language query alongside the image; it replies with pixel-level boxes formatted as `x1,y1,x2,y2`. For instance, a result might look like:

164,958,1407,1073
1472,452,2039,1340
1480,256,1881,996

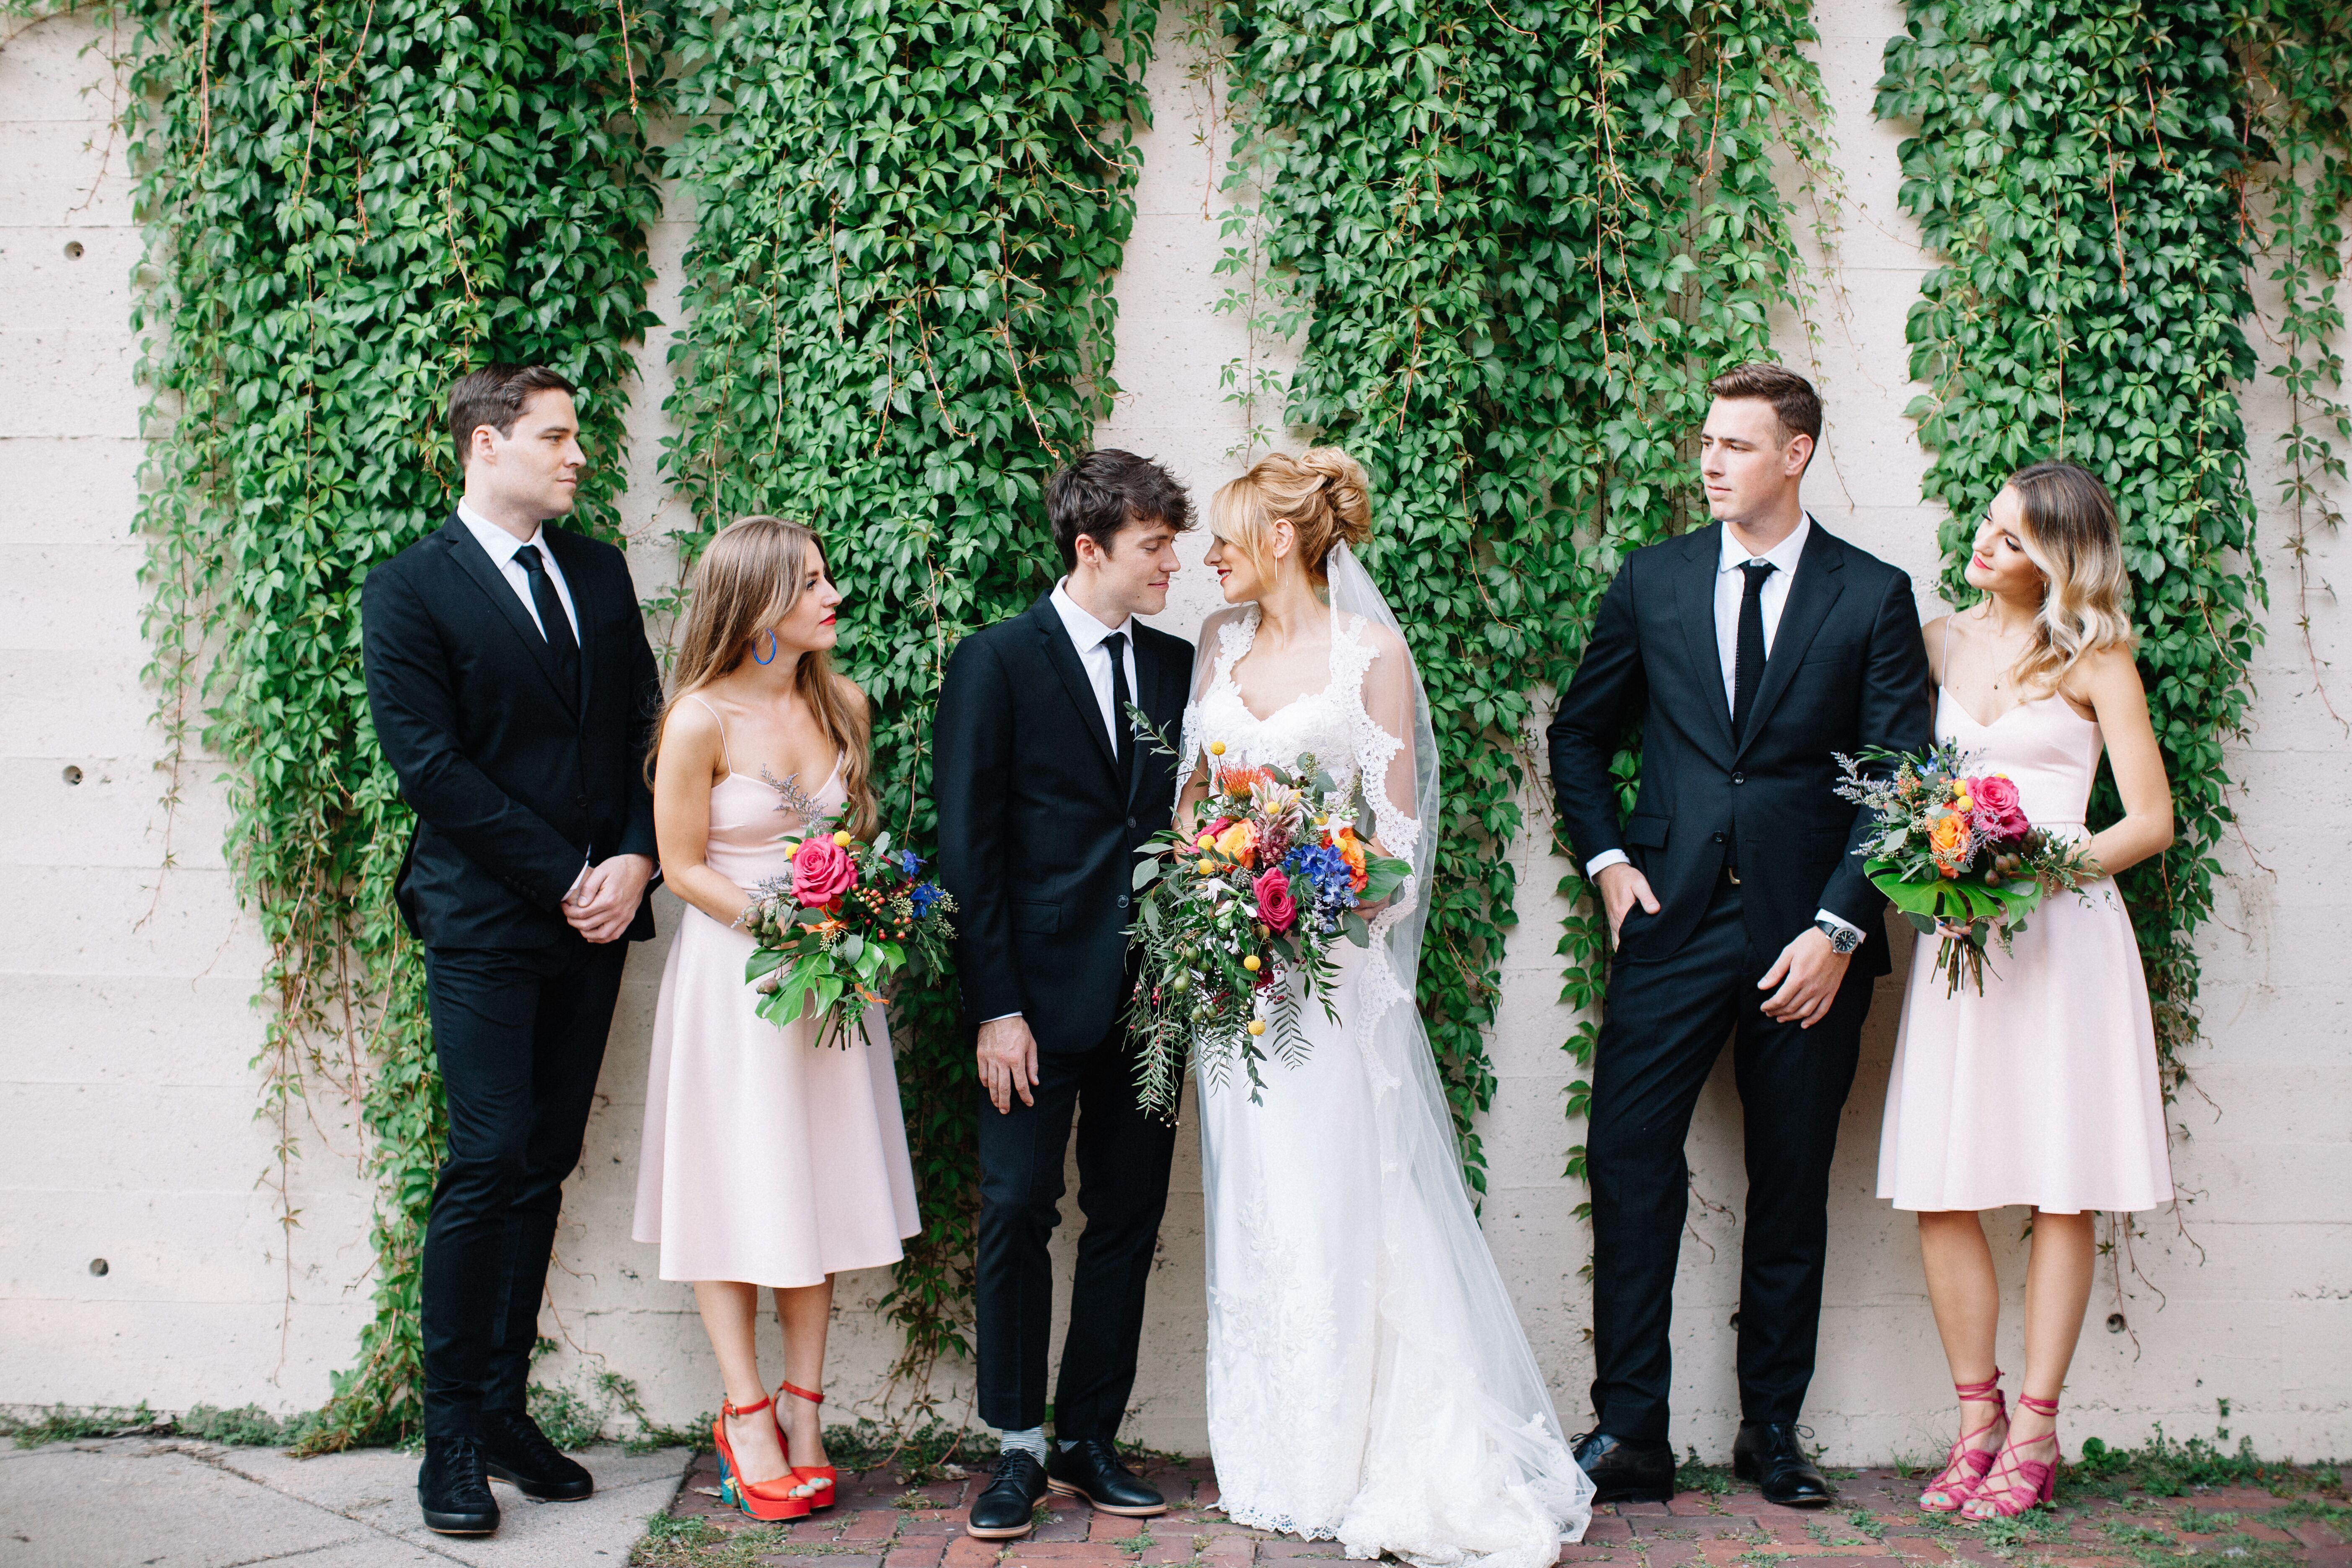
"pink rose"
1254,867,1297,934
791,836,858,906
1970,774,2030,841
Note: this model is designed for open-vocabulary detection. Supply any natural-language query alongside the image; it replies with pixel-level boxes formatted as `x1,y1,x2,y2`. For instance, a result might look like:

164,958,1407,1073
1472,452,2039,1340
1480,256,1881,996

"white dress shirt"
1583,514,1862,946
456,500,595,900
1050,578,1140,753
456,500,580,642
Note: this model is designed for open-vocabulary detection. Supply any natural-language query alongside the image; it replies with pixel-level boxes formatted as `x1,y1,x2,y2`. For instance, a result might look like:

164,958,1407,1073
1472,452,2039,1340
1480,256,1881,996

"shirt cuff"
981,1012,1023,1024
1585,849,1630,877
1815,908,1866,946
565,859,592,904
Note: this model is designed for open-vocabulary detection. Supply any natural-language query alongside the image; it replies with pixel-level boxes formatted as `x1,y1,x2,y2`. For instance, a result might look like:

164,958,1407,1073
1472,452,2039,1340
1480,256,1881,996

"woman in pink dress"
1879,462,2174,1519
636,516,920,1522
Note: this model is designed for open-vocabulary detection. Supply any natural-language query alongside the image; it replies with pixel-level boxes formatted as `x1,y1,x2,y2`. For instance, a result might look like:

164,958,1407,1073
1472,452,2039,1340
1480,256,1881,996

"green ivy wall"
0,0,2345,1460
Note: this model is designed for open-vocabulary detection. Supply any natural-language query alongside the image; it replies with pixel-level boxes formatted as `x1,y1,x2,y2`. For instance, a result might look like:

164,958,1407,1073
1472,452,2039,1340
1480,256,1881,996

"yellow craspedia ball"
833,830,852,846
786,840,804,859
1208,741,1226,756
1954,794,1973,813
1197,832,1215,849
1243,954,1261,972
1197,858,1216,874
1248,1019,1266,1036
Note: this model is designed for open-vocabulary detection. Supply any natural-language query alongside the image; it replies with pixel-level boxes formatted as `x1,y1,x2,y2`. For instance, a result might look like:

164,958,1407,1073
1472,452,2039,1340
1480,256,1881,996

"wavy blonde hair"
647,516,876,836
2003,460,2135,695
1210,446,1373,583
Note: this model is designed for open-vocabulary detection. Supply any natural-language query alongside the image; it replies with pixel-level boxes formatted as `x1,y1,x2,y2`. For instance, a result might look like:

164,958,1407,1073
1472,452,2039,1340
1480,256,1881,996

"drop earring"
753,630,778,665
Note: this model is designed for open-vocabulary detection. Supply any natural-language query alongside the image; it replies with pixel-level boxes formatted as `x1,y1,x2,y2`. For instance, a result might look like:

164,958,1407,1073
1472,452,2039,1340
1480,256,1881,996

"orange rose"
1331,826,1369,892
1928,810,1971,866
1214,819,1258,865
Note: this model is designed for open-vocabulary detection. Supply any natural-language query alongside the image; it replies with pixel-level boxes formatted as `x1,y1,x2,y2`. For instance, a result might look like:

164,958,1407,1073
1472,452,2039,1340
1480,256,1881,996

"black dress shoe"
1047,1438,1168,1516
968,1450,1049,1540
1733,1421,1832,1507
480,1410,594,1501
1571,1430,1676,1504
418,1437,500,1535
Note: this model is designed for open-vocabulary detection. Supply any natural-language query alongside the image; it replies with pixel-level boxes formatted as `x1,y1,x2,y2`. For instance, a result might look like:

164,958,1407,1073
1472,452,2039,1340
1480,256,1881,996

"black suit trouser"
419,934,630,1439
1587,877,1872,1443
974,1024,1179,1441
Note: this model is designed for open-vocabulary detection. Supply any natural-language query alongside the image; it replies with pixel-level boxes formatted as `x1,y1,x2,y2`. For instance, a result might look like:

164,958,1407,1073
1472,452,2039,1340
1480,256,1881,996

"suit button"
1731,772,1745,785
575,795,589,810
1712,832,1726,843
1127,815,1137,829
1117,894,1130,909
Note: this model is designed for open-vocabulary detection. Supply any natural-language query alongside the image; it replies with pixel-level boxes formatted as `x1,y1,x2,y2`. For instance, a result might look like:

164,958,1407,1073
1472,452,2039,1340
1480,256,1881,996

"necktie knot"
1740,558,1776,596
516,544,548,575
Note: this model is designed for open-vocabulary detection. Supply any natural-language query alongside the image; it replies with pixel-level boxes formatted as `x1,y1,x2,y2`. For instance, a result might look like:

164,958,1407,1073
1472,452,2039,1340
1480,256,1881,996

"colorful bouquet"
1127,737,1412,1119
738,820,958,1049
1834,742,2097,996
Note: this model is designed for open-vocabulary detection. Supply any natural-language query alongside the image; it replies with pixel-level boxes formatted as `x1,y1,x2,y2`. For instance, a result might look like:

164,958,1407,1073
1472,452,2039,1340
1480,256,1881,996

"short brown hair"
449,364,578,470
1708,362,1823,457
1045,449,1195,570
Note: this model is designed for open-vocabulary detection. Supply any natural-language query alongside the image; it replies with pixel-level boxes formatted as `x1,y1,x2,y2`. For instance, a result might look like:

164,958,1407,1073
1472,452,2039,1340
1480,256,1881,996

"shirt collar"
456,498,546,564
1718,512,1812,577
1050,578,1130,650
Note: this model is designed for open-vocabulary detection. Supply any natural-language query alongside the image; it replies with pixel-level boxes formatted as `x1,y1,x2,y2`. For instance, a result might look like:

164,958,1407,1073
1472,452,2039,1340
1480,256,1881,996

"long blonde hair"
1210,446,1374,584
2003,460,2135,695
649,516,876,836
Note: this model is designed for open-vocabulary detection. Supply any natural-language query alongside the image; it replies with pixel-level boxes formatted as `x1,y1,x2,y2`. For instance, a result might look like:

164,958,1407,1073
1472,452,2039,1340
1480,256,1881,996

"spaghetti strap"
686,693,735,774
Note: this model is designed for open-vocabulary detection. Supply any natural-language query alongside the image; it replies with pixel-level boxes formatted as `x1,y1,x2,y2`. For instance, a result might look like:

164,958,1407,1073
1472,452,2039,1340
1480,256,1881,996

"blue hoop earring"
753,630,778,665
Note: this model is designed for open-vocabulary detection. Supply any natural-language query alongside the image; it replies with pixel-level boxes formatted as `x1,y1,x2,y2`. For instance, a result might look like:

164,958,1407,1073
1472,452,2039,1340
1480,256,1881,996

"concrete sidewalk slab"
0,1436,690,1568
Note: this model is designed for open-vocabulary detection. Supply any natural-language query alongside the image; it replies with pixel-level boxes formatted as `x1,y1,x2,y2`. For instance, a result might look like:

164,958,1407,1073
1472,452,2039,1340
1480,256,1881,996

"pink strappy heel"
1919,1371,2007,1512
1963,1393,2061,1518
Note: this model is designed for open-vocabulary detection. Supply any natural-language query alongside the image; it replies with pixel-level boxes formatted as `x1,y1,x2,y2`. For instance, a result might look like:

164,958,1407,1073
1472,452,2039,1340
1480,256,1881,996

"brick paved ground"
634,1455,2351,1568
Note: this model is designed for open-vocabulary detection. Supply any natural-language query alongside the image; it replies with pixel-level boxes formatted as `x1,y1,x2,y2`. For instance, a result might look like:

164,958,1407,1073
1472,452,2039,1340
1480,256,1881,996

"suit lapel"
1032,596,1120,784
440,518,580,717
1673,525,1738,761
546,528,597,717
1736,518,1846,759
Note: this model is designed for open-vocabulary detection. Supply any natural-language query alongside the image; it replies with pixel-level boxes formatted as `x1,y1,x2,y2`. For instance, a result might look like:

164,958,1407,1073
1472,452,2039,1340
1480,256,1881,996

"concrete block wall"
2,0,2344,1462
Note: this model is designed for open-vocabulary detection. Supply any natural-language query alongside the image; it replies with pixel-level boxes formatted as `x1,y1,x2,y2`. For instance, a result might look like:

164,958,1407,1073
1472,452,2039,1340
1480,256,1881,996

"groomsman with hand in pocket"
1548,364,1933,1507
361,364,664,1537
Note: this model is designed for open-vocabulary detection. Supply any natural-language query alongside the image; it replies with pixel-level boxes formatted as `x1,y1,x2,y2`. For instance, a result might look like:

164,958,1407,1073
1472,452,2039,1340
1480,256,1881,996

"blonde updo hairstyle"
1210,446,1373,584
646,515,877,836
2003,459,2136,696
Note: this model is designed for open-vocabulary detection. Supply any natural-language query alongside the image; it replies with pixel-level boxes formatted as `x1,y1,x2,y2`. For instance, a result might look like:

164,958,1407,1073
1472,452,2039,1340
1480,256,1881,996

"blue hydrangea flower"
909,882,942,918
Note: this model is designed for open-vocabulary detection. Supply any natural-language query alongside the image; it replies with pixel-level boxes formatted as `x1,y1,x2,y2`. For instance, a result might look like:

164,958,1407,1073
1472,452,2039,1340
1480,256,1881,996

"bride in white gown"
1174,449,1591,1566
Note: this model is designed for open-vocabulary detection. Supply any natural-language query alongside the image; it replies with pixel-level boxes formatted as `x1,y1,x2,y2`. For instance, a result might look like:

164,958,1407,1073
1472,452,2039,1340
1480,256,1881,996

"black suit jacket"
933,593,1193,1055
1547,519,1933,977
361,516,663,950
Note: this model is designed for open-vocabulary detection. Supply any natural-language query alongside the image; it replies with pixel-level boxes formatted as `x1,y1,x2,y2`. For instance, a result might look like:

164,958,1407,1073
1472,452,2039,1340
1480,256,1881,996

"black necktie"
1732,558,1776,738
1103,630,1135,792
516,544,580,691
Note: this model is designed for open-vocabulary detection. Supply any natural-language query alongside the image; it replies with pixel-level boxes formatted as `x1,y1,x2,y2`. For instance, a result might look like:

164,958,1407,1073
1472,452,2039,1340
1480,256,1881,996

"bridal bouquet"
738,825,958,1048
1127,738,1412,1118
1834,742,2097,996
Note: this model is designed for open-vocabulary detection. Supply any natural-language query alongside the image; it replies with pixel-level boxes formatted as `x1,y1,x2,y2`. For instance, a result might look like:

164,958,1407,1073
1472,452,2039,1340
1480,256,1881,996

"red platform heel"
713,1393,813,1522
1962,1393,2061,1519
1920,1371,2006,1513
775,1380,837,1513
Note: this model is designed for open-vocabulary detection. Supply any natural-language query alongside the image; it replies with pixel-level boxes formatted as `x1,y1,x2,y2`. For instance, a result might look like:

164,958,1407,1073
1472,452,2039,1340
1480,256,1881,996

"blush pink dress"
1875,686,2174,1215
632,698,920,1285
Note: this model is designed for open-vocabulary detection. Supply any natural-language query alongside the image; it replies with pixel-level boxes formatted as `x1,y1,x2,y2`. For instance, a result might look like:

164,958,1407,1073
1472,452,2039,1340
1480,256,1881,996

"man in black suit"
1547,364,1933,1506
933,451,1196,1540
361,364,663,1535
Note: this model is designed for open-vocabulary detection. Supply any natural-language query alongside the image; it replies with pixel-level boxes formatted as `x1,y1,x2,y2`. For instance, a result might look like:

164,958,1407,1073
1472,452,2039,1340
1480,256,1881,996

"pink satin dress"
1876,687,2174,1215
632,700,920,1285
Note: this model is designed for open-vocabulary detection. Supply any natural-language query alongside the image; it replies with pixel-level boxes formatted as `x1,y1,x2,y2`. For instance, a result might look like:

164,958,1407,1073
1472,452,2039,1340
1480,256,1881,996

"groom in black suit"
933,451,1195,1540
361,365,663,1535
1548,364,1933,1506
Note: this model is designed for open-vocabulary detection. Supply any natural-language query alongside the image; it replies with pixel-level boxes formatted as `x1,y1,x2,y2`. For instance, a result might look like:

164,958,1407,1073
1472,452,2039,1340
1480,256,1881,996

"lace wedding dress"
1176,549,1591,1567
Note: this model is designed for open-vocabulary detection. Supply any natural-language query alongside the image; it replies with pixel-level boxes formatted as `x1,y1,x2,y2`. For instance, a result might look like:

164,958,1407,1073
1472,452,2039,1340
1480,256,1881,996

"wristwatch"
1815,918,1863,955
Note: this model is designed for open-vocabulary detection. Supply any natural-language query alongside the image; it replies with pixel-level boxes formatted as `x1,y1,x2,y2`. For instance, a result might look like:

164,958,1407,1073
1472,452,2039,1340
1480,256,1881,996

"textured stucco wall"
2,0,2344,1462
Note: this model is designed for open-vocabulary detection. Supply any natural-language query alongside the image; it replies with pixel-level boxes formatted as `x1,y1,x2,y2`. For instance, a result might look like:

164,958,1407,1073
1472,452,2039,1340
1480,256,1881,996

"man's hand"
565,854,655,944
1594,861,1661,944
1757,925,1851,1028
977,1015,1040,1114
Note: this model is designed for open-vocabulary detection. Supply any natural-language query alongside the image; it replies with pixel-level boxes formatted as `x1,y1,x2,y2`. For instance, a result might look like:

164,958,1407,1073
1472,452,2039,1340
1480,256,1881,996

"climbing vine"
1213,0,1835,1193
657,0,1160,1375
116,0,665,1447
1879,0,2351,1093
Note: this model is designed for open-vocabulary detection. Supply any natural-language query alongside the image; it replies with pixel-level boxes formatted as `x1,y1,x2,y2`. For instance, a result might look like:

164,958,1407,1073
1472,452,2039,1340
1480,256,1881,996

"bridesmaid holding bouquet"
1879,462,2175,1519
635,517,921,1521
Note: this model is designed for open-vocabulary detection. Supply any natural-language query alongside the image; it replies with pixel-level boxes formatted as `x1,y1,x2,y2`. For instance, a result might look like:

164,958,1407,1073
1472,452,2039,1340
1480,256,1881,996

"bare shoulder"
2068,642,2147,703
661,687,725,748
832,673,871,719
1351,615,1411,666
